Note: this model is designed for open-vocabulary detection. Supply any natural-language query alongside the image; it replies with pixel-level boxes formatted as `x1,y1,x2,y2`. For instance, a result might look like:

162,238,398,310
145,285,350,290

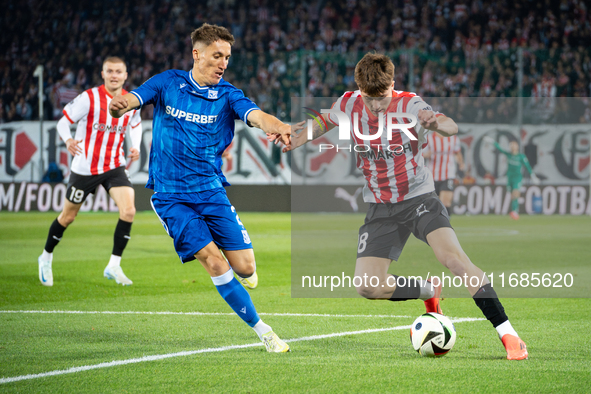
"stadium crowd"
1,0,591,123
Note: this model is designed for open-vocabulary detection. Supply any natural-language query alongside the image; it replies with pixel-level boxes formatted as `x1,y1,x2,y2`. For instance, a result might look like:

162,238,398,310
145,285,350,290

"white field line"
0,310,414,318
0,317,484,385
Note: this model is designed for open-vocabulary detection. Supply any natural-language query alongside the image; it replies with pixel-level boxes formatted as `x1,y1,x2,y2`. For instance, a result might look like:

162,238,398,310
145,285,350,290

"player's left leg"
427,228,528,360
508,177,522,220
38,199,83,286
197,245,289,353
354,200,441,312
510,189,521,220
438,179,455,219
353,257,439,312
104,185,136,285
151,189,289,352
439,190,453,219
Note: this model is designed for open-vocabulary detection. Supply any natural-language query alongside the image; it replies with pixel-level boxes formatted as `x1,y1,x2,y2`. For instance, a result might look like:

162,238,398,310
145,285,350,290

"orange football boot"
501,334,528,360
424,277,443,314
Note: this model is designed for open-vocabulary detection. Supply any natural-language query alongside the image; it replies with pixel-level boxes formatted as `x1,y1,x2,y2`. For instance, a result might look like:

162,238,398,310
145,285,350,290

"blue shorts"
150,188,252,263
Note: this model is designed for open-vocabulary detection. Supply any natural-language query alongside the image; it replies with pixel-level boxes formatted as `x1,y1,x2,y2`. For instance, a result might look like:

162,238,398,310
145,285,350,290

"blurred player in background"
109,24,301,353
38,57,142,287
279,53,528,360
485,137,539,220
423,132,464,219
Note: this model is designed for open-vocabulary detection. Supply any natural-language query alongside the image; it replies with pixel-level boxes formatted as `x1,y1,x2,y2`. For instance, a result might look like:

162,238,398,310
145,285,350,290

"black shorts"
66,166,132,204
357,192,451,261
434,179,454,194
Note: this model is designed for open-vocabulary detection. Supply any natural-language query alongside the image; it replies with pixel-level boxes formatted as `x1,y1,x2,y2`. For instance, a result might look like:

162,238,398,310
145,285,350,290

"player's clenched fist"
128,147,140,162
417,109,438,130
109,95,129,118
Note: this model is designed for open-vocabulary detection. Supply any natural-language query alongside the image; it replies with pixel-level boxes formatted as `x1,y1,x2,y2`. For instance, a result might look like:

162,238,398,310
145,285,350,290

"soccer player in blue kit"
109,24,299,352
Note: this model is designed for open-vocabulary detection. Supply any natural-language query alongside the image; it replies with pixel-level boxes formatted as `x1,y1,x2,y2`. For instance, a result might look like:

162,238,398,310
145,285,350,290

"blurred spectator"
1,0,590,122
16,96,33,120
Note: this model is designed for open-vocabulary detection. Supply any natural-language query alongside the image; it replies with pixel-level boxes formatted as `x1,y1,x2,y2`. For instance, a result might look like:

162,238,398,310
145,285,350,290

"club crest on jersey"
179,83,187,89
208,90,218,99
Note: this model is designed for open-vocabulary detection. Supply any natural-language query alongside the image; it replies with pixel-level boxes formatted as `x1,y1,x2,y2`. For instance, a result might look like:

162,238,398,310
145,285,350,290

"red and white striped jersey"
62,85,142,176
424,133,461,181
328,90,441,204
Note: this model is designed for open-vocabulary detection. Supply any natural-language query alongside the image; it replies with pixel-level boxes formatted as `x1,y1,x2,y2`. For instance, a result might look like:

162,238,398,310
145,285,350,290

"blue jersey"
131,70,259,193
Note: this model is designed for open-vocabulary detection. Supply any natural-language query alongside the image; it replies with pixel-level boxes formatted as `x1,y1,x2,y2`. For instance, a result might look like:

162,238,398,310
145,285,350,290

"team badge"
208,90,218,99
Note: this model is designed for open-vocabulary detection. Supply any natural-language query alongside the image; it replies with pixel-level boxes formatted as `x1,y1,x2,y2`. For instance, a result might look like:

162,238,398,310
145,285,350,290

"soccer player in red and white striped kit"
280,53,527,360
423,132,464,218
38,57,142,286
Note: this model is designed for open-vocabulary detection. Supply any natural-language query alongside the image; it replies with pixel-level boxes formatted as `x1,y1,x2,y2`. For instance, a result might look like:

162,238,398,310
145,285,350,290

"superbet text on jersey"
63,85,141,176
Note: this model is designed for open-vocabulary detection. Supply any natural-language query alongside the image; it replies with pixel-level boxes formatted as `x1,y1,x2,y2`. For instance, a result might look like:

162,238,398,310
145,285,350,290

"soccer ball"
410,313,456,357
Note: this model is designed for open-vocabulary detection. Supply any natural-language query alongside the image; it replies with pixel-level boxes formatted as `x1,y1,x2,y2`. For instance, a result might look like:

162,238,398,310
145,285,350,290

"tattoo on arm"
309,120,331,139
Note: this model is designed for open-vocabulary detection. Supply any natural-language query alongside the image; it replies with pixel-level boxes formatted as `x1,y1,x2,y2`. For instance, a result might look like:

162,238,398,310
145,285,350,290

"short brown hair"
103,56,126,67
191,23,235,48
354,53,395,96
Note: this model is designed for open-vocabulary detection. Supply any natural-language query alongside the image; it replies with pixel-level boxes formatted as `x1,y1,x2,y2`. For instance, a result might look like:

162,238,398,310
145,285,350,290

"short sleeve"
328,97,343,126
63,92,90,123
405,96,435,117
131,71,168,108
130,109,142,128
228,88,260,123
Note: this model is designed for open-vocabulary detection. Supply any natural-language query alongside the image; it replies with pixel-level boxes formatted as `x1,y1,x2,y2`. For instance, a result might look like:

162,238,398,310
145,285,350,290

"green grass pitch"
0,211,590,393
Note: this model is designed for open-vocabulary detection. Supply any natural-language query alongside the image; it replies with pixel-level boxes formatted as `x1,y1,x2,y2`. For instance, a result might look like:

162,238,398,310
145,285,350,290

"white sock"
252,320,273,340
496,320,519,339
107,255,122,269
418,279,434,300
41,250,52,262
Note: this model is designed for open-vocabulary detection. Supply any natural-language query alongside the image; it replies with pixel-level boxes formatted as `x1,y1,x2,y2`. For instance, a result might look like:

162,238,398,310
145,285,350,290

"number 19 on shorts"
68,186,85,203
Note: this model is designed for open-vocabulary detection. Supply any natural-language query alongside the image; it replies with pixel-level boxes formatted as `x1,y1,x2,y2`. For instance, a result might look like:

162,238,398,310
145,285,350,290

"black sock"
112,219,133,256
473,283,508,327
389,275,421,301
44,218,67,253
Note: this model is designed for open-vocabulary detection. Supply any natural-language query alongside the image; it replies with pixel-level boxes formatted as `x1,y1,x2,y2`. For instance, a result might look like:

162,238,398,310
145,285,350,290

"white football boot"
103,266,133,286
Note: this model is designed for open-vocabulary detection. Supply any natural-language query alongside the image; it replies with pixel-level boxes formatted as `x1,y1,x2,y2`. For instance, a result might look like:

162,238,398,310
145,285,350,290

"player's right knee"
356,285,380,299
120,206,136,222
58,212,76,227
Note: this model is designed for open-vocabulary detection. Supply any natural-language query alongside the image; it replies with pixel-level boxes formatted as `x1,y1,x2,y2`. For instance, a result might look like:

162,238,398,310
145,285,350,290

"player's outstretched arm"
270,114,335,153
109,93,140,118
484,137,510,156
247,109,302,146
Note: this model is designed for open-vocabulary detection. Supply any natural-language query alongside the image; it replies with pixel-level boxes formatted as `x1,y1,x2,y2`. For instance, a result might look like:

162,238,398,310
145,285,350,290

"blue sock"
212,269,260,327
